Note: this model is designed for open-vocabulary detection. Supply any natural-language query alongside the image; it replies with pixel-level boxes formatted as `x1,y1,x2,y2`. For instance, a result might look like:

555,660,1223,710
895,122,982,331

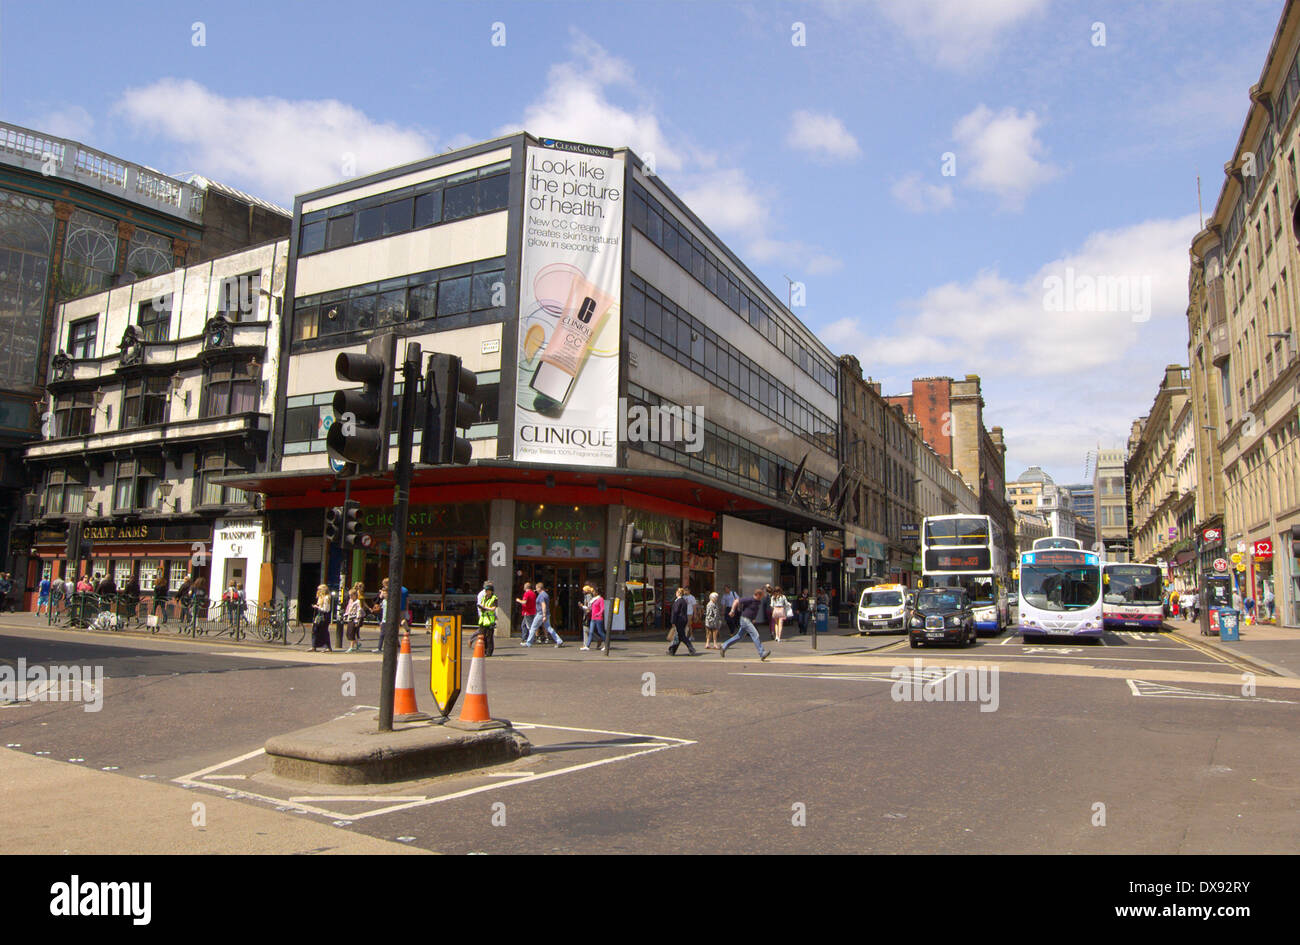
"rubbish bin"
815,604,829,634
1219,609,1240,642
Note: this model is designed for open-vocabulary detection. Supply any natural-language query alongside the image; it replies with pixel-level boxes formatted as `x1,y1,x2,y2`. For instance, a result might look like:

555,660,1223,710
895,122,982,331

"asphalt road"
3,621,1297,854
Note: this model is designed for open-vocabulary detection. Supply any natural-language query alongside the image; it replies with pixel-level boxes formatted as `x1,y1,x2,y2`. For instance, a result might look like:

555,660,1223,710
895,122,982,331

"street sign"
1230,552,1242,565
428,614,462,717
1213,558,1228,572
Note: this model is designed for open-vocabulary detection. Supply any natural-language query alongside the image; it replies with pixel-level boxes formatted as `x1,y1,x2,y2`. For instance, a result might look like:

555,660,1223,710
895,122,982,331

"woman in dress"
311,584,333,652
770,586,790,642
703,591,723,649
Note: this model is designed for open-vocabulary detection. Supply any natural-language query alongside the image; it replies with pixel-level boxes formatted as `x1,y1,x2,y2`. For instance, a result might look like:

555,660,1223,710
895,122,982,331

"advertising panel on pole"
514,138,625,467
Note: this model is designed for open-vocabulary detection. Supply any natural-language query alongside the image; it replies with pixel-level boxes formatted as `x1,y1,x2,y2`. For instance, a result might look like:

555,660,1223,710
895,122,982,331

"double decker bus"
1033,536,1083,551
920,514,1008,634
1101,562,1164,630
1018,547,1104,640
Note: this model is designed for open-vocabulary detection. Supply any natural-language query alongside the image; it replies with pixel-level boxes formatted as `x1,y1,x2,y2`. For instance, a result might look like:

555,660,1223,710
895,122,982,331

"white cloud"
35,106,95,141
113,79,436,204
891,172,955,212
873,0,1048,70
785,110,861,161
512,36,841,279
952,104,1058,210
833,213,1201,480
500,35,684,175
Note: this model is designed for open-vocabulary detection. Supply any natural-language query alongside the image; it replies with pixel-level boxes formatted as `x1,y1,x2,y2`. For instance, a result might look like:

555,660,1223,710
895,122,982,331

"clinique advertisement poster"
514,140,625,467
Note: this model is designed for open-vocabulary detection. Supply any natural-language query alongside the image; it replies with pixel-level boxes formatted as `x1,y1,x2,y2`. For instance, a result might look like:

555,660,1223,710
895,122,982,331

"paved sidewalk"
1165,616,1300,678
0,611,894,662
0,749,431,854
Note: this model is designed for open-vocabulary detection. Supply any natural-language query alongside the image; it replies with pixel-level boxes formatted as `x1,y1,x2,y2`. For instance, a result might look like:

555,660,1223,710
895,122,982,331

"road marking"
1023,647,1082,655
1126,679,1297,704
204,774,249,780
289,795,428,802
730,668,957,685
174,721,695,822
1167,634,1263,676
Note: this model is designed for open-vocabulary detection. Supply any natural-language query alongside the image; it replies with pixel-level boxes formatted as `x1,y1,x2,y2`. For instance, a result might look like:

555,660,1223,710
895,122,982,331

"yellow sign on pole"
429,614,462,717
1230,552,1243,565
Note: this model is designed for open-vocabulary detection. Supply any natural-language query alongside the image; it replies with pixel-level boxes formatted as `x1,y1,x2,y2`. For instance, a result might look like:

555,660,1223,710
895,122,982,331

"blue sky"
1,0,1285,483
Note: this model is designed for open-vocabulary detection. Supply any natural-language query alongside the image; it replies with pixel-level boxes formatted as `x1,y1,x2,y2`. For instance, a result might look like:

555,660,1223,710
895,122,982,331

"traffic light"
323,506,344,544
622,523,645,563
326,333,396,475
420,353,478,465
342,499,361,549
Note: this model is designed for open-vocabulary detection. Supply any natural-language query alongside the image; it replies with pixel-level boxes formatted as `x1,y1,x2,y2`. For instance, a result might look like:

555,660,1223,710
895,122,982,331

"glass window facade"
124,229,172,281
628,181,837,397
62,208,117,296
296,161,509,257
627,273,836,453
0,189,55,387
291,257,505,346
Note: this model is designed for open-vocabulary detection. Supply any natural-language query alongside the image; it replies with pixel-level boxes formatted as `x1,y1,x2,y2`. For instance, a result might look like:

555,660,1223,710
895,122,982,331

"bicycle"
256,600,304,645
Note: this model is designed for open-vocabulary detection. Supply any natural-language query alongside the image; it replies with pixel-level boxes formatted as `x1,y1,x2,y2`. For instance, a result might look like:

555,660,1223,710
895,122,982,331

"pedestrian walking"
50,573,66,615
0,573,11,613
703,591,723,649
770,586,790,642
1264,583,1276,622
668,587,697,655
795,590,810,634
150,574,169,624
516,582,537,645
1183,589,1198,624
587,586,607,649
721,587,771,660
683,586,698,644
36,574,51,616
311,584,334,651
526,580,564,646
579,584,594,648
370,578,408,651
475,581,498,656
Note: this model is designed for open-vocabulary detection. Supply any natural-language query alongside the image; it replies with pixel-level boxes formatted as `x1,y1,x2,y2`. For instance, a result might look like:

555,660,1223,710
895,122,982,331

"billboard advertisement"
514,139,625,466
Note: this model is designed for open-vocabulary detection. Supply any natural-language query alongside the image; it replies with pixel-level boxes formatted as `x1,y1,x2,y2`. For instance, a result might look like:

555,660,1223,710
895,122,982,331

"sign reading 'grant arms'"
84,524,152,541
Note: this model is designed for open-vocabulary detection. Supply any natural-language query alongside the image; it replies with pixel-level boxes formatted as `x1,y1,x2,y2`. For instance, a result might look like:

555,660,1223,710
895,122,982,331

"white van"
856,583,909,634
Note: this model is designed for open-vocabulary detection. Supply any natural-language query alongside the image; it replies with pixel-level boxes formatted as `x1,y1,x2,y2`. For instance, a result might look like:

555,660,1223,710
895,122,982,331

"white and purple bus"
1018,547,1104,641
1101,562,1165,630
921,514,1009,634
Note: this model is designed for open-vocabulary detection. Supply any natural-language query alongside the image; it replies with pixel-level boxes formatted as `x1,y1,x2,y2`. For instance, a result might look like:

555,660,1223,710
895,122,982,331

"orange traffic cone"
394,629,430,722
459,633,493,723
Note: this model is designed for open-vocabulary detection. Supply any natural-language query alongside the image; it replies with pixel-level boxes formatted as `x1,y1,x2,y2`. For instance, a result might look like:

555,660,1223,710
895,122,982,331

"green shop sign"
516,503,604,559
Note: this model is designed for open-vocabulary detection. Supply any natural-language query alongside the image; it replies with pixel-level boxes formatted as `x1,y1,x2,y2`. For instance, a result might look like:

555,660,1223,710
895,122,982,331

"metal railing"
0,120,205,220
46,592,302,645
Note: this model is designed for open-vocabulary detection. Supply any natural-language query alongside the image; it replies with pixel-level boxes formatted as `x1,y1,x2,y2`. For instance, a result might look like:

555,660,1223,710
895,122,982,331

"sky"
0,0,1286,484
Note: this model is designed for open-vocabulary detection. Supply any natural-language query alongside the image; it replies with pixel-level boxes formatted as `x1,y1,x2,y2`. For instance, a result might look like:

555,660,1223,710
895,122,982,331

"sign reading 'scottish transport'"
514,140,625,467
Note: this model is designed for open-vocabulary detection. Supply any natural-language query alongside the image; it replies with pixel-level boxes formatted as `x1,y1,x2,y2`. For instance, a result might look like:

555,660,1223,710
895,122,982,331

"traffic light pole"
378,343,420,732
335,478,351,648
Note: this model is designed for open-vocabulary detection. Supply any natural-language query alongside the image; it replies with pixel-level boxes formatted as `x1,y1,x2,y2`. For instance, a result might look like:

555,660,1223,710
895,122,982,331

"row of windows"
50,360,261,438
626,273,836,454
627,181,837,397
282,373,500,454
42,448,252,517
626,383,831,508
64,271,263,359
292,257,506,342
297,162,510,256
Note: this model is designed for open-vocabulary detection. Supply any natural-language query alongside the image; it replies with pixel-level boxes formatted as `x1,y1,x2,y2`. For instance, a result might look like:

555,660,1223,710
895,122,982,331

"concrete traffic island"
265,716,531,785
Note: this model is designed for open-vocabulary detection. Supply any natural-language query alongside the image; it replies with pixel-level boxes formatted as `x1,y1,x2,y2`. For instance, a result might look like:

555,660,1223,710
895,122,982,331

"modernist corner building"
231,132,845,631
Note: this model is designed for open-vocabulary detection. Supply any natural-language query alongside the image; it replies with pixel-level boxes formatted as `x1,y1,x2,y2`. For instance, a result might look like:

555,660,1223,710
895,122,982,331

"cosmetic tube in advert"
530,275,615,405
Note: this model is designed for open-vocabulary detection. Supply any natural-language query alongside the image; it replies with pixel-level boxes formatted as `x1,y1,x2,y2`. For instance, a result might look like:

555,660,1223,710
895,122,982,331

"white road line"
175,746,267,783
1126,678,1297,703
485,772,535,778
289,795,428,803
204,774,249,780
172,723,696,822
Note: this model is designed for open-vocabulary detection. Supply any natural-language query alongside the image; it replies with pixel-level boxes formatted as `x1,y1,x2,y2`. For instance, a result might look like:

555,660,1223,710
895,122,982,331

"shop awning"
219,460,841,533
